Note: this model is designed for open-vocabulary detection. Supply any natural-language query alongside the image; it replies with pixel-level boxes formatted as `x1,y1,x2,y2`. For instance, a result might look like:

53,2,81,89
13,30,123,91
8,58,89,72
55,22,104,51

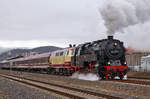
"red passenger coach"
0,52,51,71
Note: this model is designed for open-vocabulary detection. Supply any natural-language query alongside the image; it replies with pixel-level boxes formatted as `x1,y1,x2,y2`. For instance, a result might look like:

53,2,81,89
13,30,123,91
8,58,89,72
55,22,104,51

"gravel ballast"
0,70,149,99
0,77,62,99
0,91,8,99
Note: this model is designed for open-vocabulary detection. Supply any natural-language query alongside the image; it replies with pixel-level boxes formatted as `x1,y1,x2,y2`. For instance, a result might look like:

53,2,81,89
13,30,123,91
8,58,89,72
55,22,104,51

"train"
0,36,128,80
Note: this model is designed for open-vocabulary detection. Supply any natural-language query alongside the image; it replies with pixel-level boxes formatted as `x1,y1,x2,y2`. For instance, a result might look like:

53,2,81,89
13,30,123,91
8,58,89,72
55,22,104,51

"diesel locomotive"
0,36,128,80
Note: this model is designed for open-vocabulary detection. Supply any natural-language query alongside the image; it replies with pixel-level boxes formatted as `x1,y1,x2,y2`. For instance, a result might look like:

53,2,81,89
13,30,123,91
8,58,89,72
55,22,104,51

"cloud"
0,0,103,41
0,0,108,48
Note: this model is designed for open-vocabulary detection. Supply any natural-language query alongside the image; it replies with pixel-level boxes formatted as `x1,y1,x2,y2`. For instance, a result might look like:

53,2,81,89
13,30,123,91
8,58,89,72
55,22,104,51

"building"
125,48,150,71
141,55,150,71
126,52,150,66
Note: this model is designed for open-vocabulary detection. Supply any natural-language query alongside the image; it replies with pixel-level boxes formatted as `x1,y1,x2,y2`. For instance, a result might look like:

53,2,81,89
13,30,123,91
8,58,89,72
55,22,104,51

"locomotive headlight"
114,42,118,46
108,62,110,65
124,61,127,65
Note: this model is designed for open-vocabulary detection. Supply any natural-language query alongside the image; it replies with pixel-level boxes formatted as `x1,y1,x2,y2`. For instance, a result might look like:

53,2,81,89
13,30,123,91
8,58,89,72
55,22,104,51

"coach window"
27,60,29,64
41,58,43,63
54,53,56,56
15,61,18,65
56,52,59,56
66,51,68,56
51,53,56,57
42,58,45,63
63,51,66,56
22,61,24,64
44,57,47,63
34,59,37,64
64,51,67,56
26,60,28,64
13,62,15,65
54,53,56,57
28,60,30,64
67,51,69,55
40,58,43,63
60,52,64,56
46,57,48,62
51,53,54,57
39,58,43,63
33,59,36,63
38,59,40,63
37,59,39,63
32,59,34,64
53,53,55,57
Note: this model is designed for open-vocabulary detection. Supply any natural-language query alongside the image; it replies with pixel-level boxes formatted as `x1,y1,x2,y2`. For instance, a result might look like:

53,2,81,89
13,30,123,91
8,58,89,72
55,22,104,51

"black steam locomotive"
72,36,128,79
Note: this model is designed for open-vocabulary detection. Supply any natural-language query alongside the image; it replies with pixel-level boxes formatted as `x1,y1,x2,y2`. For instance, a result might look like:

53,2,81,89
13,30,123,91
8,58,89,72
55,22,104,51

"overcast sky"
0,0,106,48
0,0,150,51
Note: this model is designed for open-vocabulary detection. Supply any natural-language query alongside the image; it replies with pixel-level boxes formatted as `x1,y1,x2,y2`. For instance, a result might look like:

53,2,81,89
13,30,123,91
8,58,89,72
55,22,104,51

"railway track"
109,79,150,85
0,70,149,98
108,76,150,85
128,76,150,81
1,70,150,86
0,73,119,99
4,69,150,86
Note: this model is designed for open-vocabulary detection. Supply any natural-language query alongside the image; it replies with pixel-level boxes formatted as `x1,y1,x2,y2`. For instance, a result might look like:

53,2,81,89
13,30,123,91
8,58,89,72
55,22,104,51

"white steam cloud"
71,73,127,80
116,22,150,51
99,0,150,36
71,73,99,81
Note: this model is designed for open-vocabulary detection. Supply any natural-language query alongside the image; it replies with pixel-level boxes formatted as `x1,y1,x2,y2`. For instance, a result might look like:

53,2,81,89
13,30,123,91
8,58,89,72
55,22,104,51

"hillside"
0,47,10,54
0,46,62,61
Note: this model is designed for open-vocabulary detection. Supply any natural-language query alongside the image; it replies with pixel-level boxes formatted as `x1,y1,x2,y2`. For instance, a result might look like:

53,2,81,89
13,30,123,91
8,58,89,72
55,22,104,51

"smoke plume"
99,0,150,36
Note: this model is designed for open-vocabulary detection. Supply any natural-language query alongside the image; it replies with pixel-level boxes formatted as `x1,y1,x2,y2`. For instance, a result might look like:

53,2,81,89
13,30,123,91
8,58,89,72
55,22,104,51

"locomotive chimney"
69,44,72,48
73,44,76,47
108,36,113,40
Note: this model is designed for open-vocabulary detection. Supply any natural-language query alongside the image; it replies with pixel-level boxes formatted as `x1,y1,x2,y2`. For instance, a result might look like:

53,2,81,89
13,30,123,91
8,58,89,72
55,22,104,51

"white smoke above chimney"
99,0,150,36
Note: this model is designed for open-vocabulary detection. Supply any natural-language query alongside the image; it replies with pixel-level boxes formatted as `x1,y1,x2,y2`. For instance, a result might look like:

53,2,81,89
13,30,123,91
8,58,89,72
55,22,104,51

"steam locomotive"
72,36,128,79
0,36,128,80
